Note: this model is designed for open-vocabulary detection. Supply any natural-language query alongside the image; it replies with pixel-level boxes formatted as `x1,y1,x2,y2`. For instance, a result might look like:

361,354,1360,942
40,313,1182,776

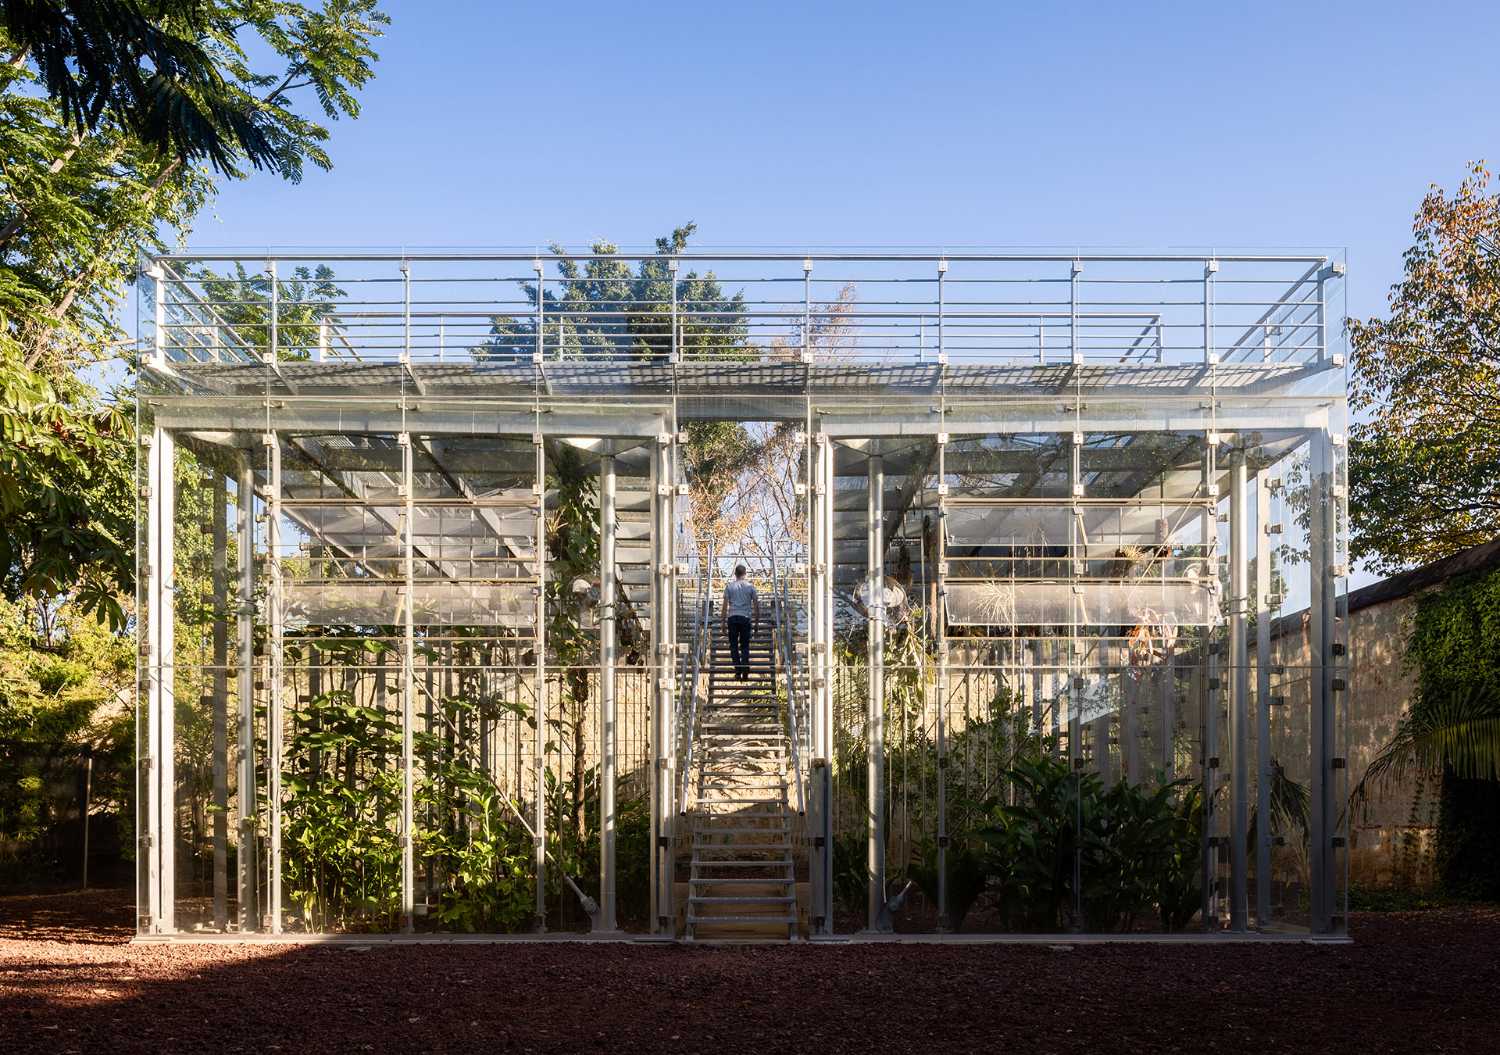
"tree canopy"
1349,161,1500,574
0,1,387,626
0,1,386,878
478,225,767,547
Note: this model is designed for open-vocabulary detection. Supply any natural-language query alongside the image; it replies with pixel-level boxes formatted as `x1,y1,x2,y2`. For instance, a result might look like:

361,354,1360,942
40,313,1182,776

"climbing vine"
1370,564,1500,897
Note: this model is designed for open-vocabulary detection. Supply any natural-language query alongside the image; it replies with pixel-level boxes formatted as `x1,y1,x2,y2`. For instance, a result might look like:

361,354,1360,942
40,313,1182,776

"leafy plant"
976,753,1203,933
908,838,988,932
416,732,534,933
980,754,1082,930
281,687,402,931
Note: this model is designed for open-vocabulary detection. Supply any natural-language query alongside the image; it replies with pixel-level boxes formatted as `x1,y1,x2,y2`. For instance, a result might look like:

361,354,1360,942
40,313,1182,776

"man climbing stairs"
685,611,802,941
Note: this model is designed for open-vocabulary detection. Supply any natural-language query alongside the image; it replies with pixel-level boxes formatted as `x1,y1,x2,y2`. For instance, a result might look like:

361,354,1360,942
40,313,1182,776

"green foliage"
281,685,403,931
1354,563,1500,898
1348,161,1500,573
0,358,133,626
1355,685,1500,798
192,262,345,359
1434,774,1500,900
1345,883,1458,912
0,593,133,884
474,225,766,547
972,754,1202,932
830,831,869,916
0,6,387,887
1153,783,1205,931
416,709,534,933
908,839,988,932
0,0,388,176
1,2,386,635
605,795,652,926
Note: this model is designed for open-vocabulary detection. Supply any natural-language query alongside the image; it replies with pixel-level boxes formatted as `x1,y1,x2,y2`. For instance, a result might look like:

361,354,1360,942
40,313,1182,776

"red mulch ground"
2,889,1495,1054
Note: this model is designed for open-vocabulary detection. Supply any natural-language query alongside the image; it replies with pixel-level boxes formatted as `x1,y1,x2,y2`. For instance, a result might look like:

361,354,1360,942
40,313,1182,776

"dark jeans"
726,615,752,677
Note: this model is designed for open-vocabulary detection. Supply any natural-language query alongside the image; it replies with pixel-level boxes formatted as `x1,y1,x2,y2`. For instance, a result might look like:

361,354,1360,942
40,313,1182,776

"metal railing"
143,250,1346,372
769,549,808,817
676,542,715,816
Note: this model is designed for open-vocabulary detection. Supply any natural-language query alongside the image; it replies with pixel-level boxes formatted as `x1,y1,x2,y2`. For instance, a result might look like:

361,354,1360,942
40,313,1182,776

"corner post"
266,260,279,364
144,425,176,934
1069,258,1082,365
1308,428,1341,932
397,431,416,931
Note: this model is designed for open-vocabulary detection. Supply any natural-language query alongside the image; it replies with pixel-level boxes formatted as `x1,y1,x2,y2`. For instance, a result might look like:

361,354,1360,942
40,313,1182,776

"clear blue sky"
194,0,1500,324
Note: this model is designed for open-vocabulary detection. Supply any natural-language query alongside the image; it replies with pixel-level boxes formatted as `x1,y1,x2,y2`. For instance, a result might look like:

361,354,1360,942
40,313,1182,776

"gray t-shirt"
723,578,758,620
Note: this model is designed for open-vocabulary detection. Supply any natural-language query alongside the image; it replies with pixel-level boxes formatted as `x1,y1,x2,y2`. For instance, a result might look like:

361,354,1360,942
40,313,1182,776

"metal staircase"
681,556,809,941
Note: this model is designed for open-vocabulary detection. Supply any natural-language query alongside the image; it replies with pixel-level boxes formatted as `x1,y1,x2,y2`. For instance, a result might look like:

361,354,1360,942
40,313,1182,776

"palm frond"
1352,685,1500,805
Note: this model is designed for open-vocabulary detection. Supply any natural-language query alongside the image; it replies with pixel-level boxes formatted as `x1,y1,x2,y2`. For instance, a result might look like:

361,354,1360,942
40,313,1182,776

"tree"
0,2,386,887
2,0,280,175
1348,161,1500,574
476,225,768,547
0,2,387,626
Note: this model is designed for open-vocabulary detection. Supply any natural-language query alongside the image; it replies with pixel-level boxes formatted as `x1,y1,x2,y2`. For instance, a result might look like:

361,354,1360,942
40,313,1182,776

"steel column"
534,435,548,931
1030,641,1044,743
811,431,835,935
211,470,229,930
397,431,416,931
145,425,176,933
1158,514,1176,780
1254,468,1274,927
1160,641,1176,780
265,432,283,933
599,453,619,931
1200,434,1219,929
235,456,257,930
1228,457,1250,931
935,436,949,927
1308,428,1338,932
1067,430,1082,927
866,454,887,931
649,433,675,935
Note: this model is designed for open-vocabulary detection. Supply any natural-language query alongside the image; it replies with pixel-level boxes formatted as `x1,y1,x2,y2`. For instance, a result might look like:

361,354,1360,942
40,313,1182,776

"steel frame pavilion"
136,248,1351,939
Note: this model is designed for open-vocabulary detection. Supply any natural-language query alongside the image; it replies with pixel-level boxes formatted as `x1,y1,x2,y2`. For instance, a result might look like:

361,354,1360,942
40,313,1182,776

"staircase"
684,612,802,941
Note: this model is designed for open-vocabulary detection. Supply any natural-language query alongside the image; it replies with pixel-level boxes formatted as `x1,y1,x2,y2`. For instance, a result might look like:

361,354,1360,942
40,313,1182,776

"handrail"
677,540,714,815
769,549,807,817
